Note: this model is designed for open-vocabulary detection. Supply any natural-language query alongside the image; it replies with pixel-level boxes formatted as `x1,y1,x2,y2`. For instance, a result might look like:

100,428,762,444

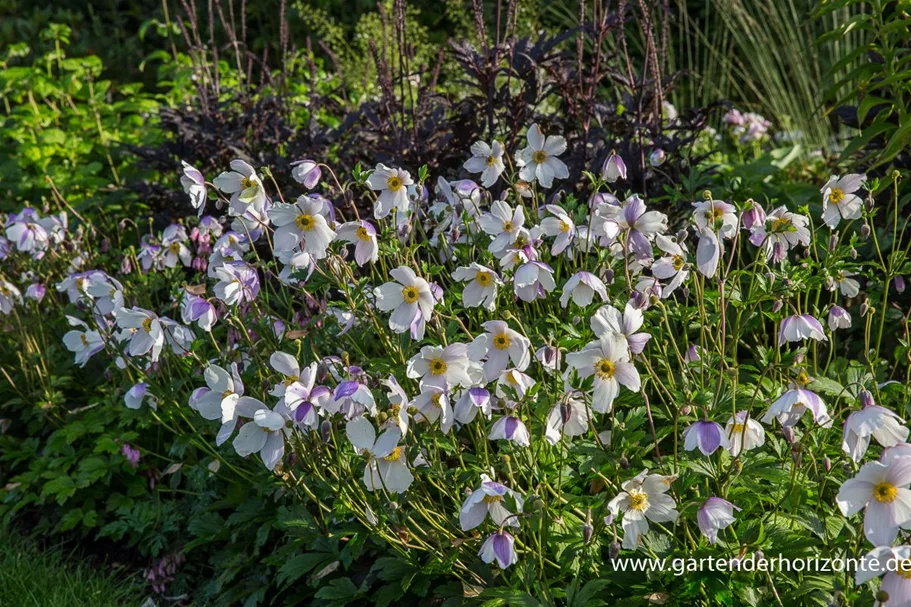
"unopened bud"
583,509,594,544
865,195,874,211
772,300,783,314
850,248,858,259
781,426,796,444
609,541,621,559
860,300,870,317
829,233,838,252
320,420,332,442
823,456,832,472
681,405,692,416
861,224,871,240
603,269,614,284
619,456,629,469
702,190,713,201
876,590,889,603
895,276,906,294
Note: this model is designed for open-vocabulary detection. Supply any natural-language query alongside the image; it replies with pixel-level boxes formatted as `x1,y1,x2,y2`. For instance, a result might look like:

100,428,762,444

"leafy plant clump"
3,111,910,605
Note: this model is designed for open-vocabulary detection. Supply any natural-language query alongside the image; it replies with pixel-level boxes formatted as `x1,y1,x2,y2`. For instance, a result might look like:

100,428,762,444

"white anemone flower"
778,314,828,346
336,221,379,266
114,307,165,362
232,398,291,470
514,261,556,302
831,269,861,298
459,474,524,530
545,392,592,444
411,385,454,433
464,140,506,187
837,456,911,546
495,368,536,400
269,195,336,258
843,393,909,463
367,164,413,219
724,411,765,455
821,173,865,228
62,316,105,367
479,199,525,254
0,279,22,315
540,204,575,255
191,363,246,445
652,234,689,296
608,470,679,549
452,263,501,311
856,546,911,606
346,416,414,494
489,415,531,447
591,302,651,355
374,267,436,337
566,333,641,413
124,382,156,410
180,160,207,216
468,320,531,382
406,343,474,390
212,159,266,215
560,271,608,308
269,351,306,398
515,123,569,188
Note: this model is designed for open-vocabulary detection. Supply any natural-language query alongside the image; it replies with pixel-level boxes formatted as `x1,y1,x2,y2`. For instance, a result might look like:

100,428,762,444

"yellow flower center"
476,271,492,287
732,423,745,434
836,271,845,281
284,376,298,386
295,214,315,231
482,494,503,504
429,358,448,375
241,176,256,189
673,255,684,271
389,404,400,418
532,150,548,164
874,482,898,503
222,390,234,399
795,370,811,387
628,490,649,511
560,220,571,233
595,358,615,379
356,226,372,242
710,207,725,221
828,188,845,204
383,446,403,462
898,559,911,580
430,393,442,407
141,317,154,333
493,333,511,350
402,286,420,304
506,371,520,385
386,176,403,192
486,155,497,166
771,217,792,233
0,285,9,296
76,277,86,291
80,334,89,347
169,242,181,254
502,220,515,232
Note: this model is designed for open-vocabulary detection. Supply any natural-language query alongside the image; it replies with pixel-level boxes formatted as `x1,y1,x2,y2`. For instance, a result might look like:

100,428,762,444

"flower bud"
860,389,875,408
320,420,332,442
895,276,906,294
681,405,692,416
602,268,615,284
609,541,621,559
861,224,871,240
601,151,627,183
828,233,838,252
823,456,832,472
850,248,858,259
582,509,594,544
781,426,796,444
619,456,629,469
860,299,870,317
865,195,874,211
649,148,666,167
772,300,783,314
876,591,889,603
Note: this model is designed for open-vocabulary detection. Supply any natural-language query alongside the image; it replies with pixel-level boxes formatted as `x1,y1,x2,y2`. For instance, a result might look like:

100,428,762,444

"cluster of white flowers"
8,119,905,582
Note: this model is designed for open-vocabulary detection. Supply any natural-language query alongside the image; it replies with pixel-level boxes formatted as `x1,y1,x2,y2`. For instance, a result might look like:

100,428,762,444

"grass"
0,529,143,607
